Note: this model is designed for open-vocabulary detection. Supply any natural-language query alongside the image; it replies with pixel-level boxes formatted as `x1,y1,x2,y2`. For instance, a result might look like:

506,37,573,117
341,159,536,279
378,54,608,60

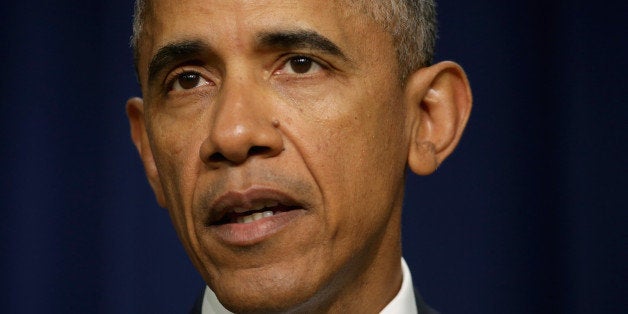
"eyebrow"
256,30,349,60
146,30,349,85
147,40,208,84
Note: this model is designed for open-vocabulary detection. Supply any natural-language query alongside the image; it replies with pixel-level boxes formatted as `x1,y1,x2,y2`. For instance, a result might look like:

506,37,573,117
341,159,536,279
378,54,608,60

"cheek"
147,109,214,274
291,90,408,233
148,108,207,208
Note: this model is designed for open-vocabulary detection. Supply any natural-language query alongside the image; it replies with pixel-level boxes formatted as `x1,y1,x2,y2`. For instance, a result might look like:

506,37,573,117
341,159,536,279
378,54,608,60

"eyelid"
164,66,214,92
274,54,331,76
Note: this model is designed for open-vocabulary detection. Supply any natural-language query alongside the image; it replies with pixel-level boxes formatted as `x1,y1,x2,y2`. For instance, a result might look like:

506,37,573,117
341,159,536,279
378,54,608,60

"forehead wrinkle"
138,0,385,86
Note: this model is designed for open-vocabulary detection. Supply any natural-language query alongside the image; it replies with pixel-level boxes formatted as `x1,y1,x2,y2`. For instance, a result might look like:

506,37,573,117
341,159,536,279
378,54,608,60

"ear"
405,61,472,175
126,97,167,207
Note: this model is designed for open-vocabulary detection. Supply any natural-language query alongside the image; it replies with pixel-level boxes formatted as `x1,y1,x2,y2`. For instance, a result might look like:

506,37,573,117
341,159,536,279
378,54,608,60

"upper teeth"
233,201,279,214
237,210,274,224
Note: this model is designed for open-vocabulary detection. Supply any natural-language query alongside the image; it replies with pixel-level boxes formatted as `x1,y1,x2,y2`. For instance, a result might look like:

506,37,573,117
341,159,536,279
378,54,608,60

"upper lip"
205,187,304,225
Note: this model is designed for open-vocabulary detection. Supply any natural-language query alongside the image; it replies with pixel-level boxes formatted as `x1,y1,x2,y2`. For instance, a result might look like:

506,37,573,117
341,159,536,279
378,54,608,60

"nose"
199,77,284,167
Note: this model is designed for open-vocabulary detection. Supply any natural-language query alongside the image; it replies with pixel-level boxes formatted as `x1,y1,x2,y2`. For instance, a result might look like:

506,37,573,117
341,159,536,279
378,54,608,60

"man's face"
134,0,413,311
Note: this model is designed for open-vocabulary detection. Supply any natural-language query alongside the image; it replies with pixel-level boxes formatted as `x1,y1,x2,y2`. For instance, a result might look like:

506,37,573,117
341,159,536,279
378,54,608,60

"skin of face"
127,0,472,312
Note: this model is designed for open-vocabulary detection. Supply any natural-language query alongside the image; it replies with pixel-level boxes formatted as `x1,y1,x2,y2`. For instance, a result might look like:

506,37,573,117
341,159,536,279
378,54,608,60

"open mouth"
213,202,302,225
204,187,308,230
203,188,309,244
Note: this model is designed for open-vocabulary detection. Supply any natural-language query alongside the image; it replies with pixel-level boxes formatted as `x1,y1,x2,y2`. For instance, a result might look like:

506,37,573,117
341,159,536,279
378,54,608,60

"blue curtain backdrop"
1,1,625,313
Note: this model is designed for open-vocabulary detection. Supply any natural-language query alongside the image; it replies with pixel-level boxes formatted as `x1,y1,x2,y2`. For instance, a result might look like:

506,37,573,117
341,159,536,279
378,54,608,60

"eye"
170,71,210,91
279,56,323,75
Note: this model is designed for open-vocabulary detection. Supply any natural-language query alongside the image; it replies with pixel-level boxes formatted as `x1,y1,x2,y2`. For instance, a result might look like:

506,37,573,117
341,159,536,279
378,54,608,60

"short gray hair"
131,0,149,75
131,0,437,81
364,0,437,79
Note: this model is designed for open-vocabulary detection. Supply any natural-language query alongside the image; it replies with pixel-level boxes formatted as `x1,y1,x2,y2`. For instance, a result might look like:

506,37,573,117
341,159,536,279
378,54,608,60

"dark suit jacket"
189,286,438,313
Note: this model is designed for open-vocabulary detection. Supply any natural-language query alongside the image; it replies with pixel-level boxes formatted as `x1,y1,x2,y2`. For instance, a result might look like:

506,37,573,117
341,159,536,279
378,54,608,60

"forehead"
151,0,342,40
137,0,391,77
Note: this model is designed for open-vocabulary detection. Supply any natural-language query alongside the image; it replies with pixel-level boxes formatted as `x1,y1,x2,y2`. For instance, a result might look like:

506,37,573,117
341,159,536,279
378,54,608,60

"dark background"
1,1,626,313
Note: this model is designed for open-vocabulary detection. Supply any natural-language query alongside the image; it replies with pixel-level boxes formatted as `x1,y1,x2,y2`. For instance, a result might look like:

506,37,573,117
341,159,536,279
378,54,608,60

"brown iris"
289,57,313,74
177,72,201,89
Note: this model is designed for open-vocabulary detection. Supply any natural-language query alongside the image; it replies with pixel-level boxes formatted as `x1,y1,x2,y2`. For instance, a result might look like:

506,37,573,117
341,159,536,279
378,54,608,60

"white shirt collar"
202,258,417,314
380,258,418,314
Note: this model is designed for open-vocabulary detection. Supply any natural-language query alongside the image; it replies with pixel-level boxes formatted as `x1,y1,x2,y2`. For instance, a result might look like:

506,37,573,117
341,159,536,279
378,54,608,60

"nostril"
207,147,271,164
208,152,227,163
248,146,271,156
205,145,280,165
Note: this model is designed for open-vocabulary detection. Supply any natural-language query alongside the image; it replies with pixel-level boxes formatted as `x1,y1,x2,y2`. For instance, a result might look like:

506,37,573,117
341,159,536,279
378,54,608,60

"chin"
214,273,324,313
210,267,336,313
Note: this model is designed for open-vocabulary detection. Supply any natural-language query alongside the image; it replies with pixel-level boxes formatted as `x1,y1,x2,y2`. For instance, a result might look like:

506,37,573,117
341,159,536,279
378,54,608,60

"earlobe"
405,61,472,176
126,97,167,207
409,140,439,175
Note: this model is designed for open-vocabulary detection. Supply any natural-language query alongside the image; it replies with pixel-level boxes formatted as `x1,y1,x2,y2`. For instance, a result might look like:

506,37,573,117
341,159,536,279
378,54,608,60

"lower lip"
208,209,306,246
